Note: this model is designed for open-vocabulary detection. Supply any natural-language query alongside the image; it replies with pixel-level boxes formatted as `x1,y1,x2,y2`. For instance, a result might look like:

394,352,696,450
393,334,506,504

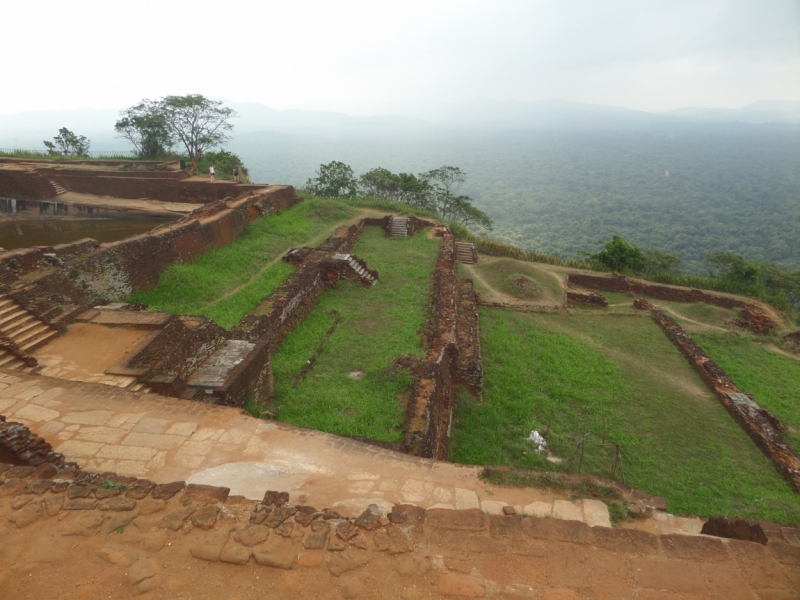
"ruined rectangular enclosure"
0,162,484,459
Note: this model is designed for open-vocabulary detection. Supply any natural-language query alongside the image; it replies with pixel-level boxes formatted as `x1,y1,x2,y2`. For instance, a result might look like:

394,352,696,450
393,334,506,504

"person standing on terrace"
209,165,215,182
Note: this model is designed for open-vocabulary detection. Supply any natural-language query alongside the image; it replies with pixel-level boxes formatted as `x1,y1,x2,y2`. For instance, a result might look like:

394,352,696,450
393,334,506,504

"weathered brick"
660,533,729,562
523,517,595,545
426,508,488,532
630,557,707,594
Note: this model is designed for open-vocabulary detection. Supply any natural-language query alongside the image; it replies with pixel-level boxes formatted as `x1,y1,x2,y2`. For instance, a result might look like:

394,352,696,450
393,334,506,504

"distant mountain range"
1,98,798,151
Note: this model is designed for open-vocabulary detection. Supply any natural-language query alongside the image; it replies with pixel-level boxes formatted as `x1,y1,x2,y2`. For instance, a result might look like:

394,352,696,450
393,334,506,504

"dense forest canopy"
230,123,800,274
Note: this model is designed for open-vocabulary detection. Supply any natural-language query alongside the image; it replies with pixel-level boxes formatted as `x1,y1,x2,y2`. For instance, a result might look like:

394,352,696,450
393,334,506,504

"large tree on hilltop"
305,161,358,198
119,95,236,170
114,101,173,158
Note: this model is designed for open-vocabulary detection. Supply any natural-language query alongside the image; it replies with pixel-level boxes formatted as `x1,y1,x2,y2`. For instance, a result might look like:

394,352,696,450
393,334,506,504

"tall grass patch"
451,308,800,523
270,227,440,442
130,199,357,328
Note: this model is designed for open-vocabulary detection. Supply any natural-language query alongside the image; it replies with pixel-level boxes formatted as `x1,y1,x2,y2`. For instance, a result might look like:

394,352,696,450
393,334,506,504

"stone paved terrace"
2,368,701,536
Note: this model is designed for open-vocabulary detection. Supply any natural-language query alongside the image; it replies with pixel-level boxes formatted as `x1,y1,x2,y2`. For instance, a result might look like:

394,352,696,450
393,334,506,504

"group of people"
206,163,240,183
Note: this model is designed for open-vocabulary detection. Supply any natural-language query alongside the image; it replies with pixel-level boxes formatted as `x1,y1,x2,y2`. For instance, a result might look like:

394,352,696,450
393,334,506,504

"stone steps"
0,294,59,369
456,242,477,264
49,179,67,196
333,253,377,285
390,217,409,238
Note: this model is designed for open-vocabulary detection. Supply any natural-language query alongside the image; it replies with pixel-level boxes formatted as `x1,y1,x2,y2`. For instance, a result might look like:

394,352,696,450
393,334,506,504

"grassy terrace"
695,332,800,452
451,308,800,523
130,199,358,328
462,257,565,305
269,227,440,442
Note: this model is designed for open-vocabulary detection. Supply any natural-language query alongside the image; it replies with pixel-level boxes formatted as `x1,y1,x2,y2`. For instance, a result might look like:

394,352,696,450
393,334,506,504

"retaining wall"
1,187,299,325
49,174,265,204
0,170,56,200
650,309,800,492
402,232,484,460
568,273,746,309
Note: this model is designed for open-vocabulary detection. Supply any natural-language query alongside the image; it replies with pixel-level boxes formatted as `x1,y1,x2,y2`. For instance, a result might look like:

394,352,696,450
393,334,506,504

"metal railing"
0,148,138,158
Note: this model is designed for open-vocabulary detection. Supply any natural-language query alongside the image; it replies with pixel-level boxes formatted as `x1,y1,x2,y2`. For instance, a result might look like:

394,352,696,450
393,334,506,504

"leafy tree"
642,249,682,275
421,166,466,220
588,235,646,273
359,168,432,208
305,161,358,198
706,251,760,283
114,101,172,158
43,127,90,156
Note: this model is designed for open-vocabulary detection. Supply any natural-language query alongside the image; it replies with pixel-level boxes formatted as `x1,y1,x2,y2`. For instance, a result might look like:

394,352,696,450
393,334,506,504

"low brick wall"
126,316,227,399
0,417,74,471
49,173,266,204
2,188,300,323
566,288,608,307
0,170,56,200
402,233,458,459
455,279,483,396
567,273,746,309
651,309,800,492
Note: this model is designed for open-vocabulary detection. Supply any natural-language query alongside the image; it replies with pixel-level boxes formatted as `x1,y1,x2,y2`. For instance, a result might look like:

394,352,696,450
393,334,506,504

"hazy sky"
3,0,799,116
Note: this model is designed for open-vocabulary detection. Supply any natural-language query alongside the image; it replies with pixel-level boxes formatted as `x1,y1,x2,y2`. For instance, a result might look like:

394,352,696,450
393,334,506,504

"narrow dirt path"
768,344,800,362
658,306,728,332
196,207,380,310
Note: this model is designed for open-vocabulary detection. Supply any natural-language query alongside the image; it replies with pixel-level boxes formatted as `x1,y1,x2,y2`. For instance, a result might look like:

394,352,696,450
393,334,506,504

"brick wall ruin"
0,416,74,471
565,288,608,307
402,231,484,460
0,188,300,327
0,170,56,200
649,308,800,492
567,273,746,309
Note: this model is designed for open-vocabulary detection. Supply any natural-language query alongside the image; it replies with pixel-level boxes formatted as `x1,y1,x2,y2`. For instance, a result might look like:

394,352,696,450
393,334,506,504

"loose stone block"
328,549,370,576
191,505,220,530
190,544,223,562
151,481,185,501
354,504,383,531
220,545,251,565
552,500,583,522
126,480,155,500
11,501,42,528
67,483,93,499
105,513,137,533
235,525,270,547
303,520,330,549
581,499,612,528
184,483,230,505
157,506,196,531
98,497,137,512
252,538,298,570
64,499,98,511
264,505,297,528
11,495,33,510
426,508,488,531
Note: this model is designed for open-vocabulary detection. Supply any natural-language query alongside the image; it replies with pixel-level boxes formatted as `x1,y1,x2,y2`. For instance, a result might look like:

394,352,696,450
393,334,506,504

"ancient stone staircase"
390,217,409,238
0,295,59,369
49,179,67,196
456,241,477,264
333,253,378,286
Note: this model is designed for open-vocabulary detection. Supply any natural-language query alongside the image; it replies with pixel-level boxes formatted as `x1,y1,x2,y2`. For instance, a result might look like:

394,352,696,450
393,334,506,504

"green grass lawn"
466,257,565,304
695,332,800,452
270,227,440,442
130,199,358,328
451,308,800,523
